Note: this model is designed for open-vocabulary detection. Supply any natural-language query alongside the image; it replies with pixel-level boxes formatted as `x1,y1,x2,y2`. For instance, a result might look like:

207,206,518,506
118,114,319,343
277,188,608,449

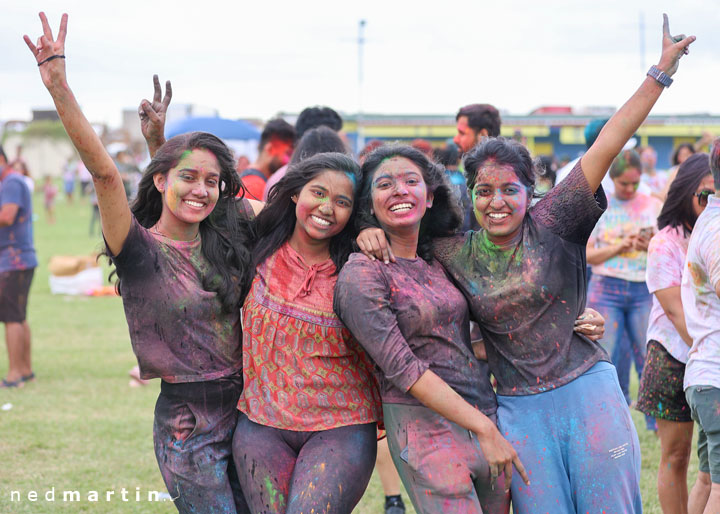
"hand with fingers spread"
658,13,696,77
139,75,172,157
23,12,68,92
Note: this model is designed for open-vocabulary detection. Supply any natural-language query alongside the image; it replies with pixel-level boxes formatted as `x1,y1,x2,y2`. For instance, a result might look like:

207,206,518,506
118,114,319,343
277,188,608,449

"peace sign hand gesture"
139,75,172,155
23,12,68,92
658,13,695,77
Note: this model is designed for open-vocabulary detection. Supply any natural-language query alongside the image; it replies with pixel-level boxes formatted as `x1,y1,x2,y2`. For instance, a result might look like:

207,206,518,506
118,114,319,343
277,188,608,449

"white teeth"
311,215,330,226
488,213,509,219
185,200,204,208
390,203,413,212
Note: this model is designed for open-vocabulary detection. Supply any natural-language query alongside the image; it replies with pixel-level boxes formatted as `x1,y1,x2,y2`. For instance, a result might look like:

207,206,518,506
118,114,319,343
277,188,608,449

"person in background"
62,157,75,203
635,152,715,514
640,145,669,200
536,155,557,194
681,139,720,514
453,103,501,154
661,133,714,200
237,118,295,201
235,155,250,175
42,175,58,224
587,148,663,433
0,144,37,389
263,106,342,200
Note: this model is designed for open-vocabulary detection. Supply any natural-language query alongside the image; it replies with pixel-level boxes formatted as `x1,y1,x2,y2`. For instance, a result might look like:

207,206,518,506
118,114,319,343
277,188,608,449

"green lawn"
0,191,699,513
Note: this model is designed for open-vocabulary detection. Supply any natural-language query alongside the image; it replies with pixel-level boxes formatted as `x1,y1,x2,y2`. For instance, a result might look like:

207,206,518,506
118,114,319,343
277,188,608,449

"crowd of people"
3,9,719,514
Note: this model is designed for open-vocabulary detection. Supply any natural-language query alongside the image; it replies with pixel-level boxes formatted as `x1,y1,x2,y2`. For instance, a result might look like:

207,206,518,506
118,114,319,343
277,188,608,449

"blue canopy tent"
165,117,261,162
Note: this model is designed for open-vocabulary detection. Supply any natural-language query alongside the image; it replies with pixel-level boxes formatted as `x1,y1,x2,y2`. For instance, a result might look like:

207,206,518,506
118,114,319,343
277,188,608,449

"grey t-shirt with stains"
112,199,254,383
434,162,609,396
334,253,497,415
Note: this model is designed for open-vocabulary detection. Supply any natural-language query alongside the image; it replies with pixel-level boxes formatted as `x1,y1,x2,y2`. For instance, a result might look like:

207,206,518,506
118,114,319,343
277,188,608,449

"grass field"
0,191,701,513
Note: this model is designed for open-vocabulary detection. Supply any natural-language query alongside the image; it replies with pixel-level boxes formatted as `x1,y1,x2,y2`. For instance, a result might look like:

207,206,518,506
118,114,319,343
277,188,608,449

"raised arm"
581,14,695,192
139,75,172,158
24,12,130,255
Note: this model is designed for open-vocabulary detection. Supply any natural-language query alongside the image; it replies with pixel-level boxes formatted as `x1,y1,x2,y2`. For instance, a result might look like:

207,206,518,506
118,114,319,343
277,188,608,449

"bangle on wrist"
647,65,673,88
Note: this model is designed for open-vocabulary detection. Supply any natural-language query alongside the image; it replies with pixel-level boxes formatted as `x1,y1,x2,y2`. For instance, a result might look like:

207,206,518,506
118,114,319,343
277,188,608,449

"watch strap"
647,65,673,88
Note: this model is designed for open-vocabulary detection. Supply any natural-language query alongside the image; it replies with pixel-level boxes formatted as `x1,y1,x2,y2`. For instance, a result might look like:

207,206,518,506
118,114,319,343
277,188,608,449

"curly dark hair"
105,131,255,312
254,152,361,272
658,152,711,237
357,144,462,262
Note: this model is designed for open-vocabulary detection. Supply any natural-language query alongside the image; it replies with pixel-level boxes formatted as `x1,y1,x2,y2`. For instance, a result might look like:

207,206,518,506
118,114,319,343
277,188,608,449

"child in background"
43,175,58,224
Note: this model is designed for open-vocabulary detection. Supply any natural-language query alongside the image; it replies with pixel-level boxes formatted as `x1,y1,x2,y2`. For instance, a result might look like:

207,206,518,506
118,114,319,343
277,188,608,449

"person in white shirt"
681,138,720,514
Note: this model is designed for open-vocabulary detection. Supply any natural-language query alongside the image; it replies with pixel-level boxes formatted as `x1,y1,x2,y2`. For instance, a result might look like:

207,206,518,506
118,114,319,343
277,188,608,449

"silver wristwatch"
647,65,673,88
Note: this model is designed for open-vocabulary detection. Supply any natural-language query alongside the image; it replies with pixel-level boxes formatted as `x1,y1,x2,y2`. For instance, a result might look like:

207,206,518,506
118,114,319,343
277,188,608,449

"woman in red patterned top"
232,152,382,513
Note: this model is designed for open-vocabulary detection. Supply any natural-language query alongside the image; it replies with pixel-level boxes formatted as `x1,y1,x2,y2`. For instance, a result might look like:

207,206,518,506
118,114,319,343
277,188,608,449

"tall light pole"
357,19,366,154
639,12,646,72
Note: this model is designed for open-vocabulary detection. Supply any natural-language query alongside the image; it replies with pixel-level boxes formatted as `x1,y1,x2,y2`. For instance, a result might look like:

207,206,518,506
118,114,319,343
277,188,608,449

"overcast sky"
2,0,719,127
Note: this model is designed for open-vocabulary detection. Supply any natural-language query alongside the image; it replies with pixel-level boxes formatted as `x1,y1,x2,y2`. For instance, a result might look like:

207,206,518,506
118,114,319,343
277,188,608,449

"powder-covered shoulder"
338,252,385,282
432,233,470,266
531,160,607,244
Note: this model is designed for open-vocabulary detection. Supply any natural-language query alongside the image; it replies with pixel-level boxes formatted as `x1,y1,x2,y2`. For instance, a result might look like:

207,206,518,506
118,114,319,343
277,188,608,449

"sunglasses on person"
694,189,715,207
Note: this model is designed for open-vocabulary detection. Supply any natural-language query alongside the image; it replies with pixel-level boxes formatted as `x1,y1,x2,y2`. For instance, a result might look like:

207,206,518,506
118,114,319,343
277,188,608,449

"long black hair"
657,152,711,236
357,144,462,262
107,131,255,312
253,152,361,272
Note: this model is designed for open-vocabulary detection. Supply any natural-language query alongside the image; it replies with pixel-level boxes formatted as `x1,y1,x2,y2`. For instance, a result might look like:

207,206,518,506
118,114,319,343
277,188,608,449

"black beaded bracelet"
38,55,65,66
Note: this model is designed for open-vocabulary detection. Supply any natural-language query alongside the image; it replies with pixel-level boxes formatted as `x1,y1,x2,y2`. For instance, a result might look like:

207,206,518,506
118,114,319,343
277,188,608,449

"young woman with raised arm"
25,13,256,513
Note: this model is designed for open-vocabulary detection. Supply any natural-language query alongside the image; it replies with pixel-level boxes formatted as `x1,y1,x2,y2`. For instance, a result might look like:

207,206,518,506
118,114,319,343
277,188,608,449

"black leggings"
232,413,376,514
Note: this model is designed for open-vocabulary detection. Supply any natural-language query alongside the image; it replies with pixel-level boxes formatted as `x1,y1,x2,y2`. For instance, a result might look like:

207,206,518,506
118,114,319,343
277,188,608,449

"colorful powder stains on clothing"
589,192,662,282
646,225,691,362
154,376,249,513
232,414,376,514
335,253,496,415
112,215,248,382
433,162,608,396
237,242,381,431
682,195,720,391
0,172,37,272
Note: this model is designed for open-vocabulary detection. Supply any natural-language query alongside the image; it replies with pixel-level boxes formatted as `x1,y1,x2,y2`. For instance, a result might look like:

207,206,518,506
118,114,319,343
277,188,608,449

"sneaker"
385,496,405,514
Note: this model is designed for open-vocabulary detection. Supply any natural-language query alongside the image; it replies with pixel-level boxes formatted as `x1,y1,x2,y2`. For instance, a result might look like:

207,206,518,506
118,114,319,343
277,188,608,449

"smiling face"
292,169,355,244
370,156,433,235
612,167,641,201
692,174,716,218
154,148,221,236
472,160,529,245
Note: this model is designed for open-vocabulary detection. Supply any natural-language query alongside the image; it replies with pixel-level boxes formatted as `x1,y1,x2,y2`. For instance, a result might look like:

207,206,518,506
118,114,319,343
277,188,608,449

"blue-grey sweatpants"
497,361,642,513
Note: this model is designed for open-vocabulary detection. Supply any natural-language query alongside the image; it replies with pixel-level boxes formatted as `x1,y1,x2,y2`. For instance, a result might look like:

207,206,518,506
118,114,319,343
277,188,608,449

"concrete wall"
3,135,77,178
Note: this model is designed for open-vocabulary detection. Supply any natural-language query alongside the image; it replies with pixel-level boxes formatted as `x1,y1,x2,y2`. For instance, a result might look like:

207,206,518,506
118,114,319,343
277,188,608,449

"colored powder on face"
343,171,358,192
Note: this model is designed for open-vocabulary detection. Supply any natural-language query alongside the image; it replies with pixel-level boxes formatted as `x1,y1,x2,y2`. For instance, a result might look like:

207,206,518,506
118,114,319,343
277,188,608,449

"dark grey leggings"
232,413,377,514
